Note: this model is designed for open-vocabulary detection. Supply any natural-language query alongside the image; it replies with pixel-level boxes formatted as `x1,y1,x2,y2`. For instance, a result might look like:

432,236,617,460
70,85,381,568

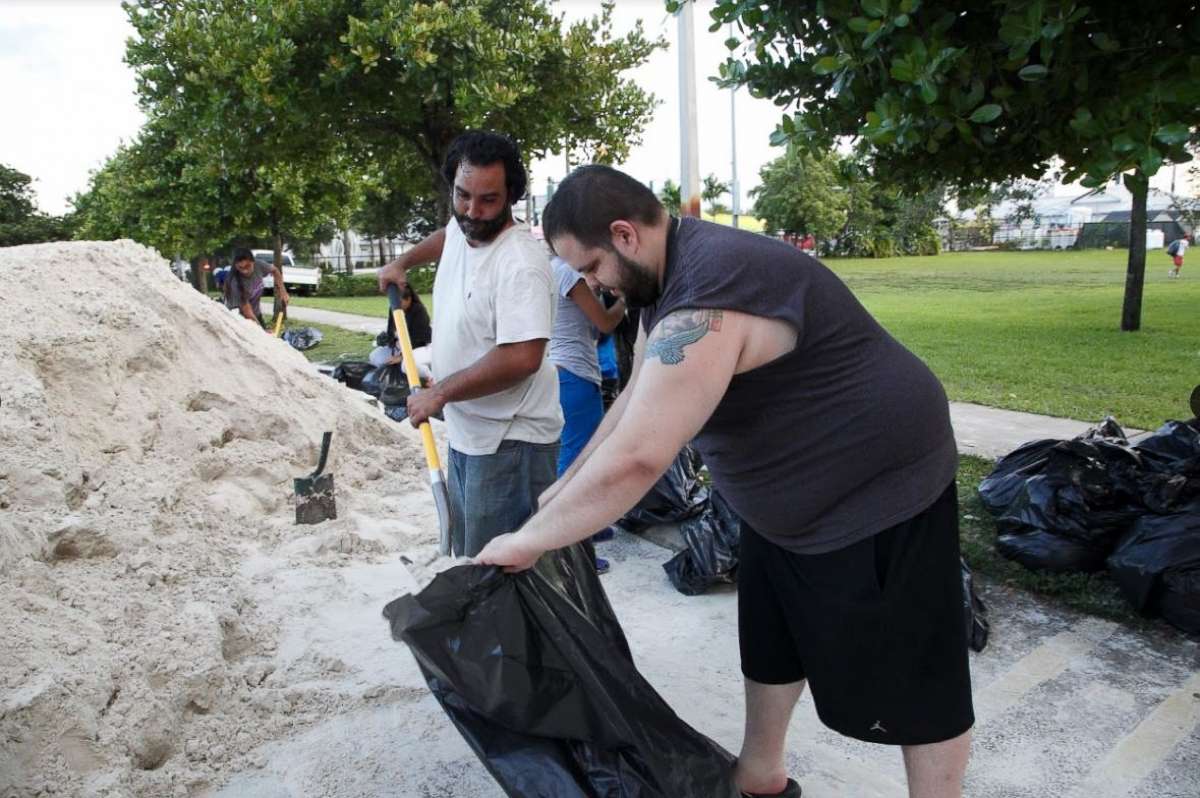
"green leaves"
1017,64,1048,81
813,55,842,75
1154,123,1191,145
861,0,889,19
969,104,1002,123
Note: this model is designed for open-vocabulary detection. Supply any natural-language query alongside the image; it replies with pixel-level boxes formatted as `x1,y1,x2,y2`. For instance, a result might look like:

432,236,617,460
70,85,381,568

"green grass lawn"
290,293,433,318
271,318,377,362
294,249,1196,429
827,248,1196,430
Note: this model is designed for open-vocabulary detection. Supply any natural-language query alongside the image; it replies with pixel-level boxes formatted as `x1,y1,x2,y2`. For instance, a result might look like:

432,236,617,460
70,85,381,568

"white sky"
0,0,783,216
2,0,1187,216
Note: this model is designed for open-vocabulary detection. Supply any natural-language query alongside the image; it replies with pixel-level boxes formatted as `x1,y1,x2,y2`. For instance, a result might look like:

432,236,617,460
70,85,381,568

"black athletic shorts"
738,482,974,746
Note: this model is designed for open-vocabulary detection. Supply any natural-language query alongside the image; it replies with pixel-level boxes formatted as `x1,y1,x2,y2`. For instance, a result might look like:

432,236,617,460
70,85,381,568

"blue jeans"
447,440,559,557
557,367,604,476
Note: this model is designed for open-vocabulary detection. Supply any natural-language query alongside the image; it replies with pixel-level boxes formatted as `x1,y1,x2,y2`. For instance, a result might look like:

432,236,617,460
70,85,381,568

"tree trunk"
1120,172,1149,332
378,238,386,267
190,256,208,294
343,229,354,275
272,222,285,325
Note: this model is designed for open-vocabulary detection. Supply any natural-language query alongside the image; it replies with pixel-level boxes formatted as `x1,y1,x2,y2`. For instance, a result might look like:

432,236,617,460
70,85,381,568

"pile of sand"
0,241,441,796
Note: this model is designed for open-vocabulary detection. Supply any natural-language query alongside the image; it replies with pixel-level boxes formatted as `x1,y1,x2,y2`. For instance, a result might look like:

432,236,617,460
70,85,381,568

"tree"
125,3,365,303
710,0,1200,330
702,173,730,219
659,179,682,215
0,164,73,247
124,0,663,226
751,148,848,241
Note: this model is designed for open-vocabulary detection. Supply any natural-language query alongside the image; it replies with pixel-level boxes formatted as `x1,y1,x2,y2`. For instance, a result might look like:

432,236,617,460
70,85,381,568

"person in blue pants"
549,255,626,572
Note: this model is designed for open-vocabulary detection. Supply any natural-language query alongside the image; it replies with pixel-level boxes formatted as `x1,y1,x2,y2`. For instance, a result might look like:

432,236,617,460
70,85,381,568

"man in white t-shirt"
378,131,562,557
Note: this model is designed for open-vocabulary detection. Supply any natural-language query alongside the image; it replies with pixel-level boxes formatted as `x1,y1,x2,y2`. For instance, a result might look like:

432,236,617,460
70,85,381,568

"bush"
407,265,436,294
316,273,379,297
315,264,438,297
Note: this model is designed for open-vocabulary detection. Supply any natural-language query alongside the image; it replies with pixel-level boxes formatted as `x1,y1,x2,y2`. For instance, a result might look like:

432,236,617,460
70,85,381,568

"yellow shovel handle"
391,305,442,472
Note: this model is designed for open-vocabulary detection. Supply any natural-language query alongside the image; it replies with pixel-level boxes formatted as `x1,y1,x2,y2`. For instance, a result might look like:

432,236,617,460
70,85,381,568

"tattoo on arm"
646,309,723,365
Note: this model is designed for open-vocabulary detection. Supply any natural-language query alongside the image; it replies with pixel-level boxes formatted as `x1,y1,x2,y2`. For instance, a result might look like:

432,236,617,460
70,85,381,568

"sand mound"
0,241,440,796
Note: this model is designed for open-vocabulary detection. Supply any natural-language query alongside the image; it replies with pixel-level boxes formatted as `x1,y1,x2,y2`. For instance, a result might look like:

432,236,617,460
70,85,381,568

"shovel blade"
431,469,452,556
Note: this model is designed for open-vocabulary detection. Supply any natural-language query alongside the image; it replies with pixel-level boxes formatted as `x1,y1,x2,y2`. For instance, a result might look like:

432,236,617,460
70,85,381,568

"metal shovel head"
295,432,337,525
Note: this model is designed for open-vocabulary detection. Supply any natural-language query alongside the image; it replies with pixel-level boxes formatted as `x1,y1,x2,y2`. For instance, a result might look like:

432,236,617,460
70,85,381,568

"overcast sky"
0,0,783,216
3,1,1187,217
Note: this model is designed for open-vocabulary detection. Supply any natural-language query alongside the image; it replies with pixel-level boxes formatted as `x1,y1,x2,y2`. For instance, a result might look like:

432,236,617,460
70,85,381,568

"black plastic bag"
979,424,1148,573
663,491,742,596
282,326,323,350
1107,507,1200,634
612,446,708,533
382,545,739,798
362,363,410,407
960,559,990,652
331,360,374,391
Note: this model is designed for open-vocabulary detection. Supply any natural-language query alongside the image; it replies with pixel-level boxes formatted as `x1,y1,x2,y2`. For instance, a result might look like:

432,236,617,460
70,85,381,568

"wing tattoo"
646,310,723,365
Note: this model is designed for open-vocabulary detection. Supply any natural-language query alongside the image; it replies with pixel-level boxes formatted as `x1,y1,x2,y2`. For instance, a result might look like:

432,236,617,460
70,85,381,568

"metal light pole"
678,1,701,217
729,25,740,230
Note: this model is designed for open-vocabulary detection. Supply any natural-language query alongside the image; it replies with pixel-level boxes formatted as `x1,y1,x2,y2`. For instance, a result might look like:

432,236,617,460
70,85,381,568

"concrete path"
287,304,386,336
289,303,1151,460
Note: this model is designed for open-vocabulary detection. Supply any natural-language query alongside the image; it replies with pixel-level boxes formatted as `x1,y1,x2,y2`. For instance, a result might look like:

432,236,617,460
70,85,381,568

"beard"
614,250,660,307
453,206,511,244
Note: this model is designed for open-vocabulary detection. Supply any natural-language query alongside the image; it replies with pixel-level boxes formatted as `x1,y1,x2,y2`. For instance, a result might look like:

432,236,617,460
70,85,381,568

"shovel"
295,430,337,524
389,284,453,555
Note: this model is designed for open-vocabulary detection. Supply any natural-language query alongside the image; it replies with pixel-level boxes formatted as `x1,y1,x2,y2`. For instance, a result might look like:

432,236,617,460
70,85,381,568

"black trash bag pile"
961,559,990,653
611,446,709,533
663,490,742,596
330,360,374,391
980,417,1200,633
980,418,1149,573
361,363,411,409
382,543,739,798
1107,507,1200,635
282,326,323,350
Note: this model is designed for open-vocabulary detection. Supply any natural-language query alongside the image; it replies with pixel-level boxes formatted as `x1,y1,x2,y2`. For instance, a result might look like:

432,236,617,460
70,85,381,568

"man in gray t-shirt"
223,248,288,328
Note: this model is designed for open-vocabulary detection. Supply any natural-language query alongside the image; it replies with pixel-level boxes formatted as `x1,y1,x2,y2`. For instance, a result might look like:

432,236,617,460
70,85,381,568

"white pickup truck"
253,250,322,295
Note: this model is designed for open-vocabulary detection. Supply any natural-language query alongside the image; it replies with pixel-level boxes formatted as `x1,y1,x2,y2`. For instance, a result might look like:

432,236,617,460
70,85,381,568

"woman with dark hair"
371,283,434,380
222,247,288,330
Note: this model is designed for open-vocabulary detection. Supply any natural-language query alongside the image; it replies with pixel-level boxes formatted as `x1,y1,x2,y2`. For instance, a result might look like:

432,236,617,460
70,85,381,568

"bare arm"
378,227,447,291
271,266,290,305
478,309,744,570
567,281,626,334
406,338,547,426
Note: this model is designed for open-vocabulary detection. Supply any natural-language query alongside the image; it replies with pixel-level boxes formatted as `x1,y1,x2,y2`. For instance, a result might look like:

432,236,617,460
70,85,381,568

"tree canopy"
121,0,662,226
709,0,1200,329
0,164,73,248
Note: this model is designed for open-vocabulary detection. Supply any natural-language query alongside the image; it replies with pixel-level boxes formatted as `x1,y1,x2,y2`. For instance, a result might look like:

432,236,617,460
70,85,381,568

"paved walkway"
291,304,1148,459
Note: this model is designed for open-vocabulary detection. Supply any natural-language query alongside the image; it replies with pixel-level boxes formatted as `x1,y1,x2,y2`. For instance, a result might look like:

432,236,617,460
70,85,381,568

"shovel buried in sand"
295,430,337,524
388,284,453,555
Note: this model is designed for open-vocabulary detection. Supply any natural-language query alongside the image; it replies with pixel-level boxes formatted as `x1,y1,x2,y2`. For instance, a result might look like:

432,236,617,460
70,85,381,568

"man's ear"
609,219,638,254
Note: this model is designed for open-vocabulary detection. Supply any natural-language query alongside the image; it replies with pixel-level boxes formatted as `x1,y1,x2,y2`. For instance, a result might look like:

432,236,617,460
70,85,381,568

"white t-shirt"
431,218,562,455
1176,239,1189,256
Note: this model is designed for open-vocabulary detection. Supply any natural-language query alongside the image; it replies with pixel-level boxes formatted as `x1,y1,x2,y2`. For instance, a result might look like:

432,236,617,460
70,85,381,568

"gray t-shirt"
223,262,273,314
641,217,957,555
549,257,601,384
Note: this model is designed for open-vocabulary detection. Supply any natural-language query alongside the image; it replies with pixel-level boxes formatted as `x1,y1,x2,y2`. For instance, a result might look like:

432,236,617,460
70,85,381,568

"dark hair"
232,247,254,263
400,283,426,311
441,130,527,204
542,165,663,252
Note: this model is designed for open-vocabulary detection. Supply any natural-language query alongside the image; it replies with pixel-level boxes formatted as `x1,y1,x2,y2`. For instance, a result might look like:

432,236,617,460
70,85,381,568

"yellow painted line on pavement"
1067,670,1200,798
973,618,1116,727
